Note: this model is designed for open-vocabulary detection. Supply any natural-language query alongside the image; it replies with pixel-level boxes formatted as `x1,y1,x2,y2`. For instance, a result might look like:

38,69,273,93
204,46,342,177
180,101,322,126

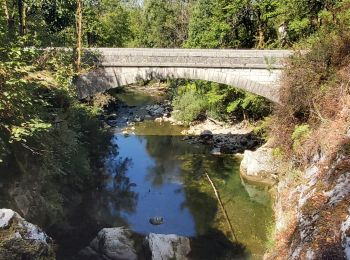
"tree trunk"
17,0,26,36
2,0,10,25
2,0,15,35
75,0,83,72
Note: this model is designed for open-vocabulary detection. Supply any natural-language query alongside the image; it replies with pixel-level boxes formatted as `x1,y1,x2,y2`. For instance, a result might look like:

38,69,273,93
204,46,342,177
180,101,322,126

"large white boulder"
145,233,191,260
0,208,55,259
80,227,137,260
240,147,280,186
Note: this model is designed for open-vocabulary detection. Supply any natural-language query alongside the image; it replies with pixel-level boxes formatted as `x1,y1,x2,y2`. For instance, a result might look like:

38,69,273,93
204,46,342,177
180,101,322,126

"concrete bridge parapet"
76,48,293,103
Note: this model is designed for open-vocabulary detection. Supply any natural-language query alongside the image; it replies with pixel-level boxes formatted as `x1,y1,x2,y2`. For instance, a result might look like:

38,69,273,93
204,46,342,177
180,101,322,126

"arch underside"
75,67,281,103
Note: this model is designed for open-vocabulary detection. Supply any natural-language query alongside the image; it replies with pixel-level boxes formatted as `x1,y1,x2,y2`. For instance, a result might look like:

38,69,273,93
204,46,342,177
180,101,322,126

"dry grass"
267,28,350,259
271,32,350,167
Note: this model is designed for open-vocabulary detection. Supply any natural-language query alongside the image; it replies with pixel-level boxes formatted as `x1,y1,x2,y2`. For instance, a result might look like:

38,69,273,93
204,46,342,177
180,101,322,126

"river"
0,87,273,259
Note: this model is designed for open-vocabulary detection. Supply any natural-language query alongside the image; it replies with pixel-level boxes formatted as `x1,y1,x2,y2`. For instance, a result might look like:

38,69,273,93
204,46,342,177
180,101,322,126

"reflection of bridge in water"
75,48,293,103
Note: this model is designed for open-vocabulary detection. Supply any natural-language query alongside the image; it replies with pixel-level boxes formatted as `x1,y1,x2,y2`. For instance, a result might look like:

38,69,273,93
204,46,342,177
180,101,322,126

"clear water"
0,88,273,259
98,89,274,258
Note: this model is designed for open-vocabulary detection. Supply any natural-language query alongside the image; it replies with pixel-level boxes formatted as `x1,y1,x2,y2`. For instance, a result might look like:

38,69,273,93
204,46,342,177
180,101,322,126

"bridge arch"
75,48,292,103
76,66,282,103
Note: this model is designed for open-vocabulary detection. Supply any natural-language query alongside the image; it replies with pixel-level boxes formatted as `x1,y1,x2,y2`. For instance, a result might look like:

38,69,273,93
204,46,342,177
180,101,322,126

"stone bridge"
75,48,293,103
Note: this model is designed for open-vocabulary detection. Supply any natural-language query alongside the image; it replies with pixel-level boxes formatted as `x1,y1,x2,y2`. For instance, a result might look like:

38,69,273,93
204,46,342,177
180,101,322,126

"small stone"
149,217,164,225
211,147,221,155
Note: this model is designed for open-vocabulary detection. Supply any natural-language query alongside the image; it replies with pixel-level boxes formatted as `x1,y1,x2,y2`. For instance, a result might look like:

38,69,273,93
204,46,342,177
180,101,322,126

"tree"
133,0,190,48
75,0,83,71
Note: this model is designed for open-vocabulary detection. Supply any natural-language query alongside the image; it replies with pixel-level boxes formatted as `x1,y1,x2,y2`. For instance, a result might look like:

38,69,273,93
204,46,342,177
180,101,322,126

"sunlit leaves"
10,119,52,143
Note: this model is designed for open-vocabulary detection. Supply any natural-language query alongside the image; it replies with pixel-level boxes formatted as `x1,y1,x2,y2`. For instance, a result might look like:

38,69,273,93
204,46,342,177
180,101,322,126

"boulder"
145,233,191,260
80,227,137,260
0,209,55,260
240,147,280,186
199,130,213,143
106,113,118,121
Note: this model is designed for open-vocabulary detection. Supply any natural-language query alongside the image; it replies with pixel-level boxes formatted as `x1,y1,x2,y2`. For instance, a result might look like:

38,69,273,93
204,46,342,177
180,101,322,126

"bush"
291,124,311,151
172,90,208,124
171,81,272,123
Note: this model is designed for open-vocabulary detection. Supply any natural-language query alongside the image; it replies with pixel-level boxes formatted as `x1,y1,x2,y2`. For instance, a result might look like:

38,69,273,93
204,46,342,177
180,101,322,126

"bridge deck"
87,48,292,69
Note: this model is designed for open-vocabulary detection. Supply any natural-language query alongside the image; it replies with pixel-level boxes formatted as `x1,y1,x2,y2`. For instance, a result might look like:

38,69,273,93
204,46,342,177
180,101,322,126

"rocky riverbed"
103,87,263,155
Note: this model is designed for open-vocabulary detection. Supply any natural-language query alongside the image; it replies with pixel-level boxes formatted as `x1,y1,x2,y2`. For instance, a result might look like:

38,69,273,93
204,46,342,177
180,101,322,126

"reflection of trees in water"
142,135,208,186
189,229,248,260
99,146,138,215
181,153,272,257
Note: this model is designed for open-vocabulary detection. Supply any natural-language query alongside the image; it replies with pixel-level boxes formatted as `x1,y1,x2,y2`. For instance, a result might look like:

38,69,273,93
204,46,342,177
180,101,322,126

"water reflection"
99,119,272,258
103,142,138,214
105,133,199,236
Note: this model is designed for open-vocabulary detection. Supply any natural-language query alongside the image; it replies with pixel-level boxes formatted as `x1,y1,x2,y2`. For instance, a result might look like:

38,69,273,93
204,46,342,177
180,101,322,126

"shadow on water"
189,229,249,260
0,140,139,259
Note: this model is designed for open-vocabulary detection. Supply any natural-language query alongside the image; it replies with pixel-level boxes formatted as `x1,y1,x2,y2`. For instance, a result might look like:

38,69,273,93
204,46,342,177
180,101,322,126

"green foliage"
292,124,310,149
10,119,51,143
170,81,271,123
85,0,132,47
172,90,208,124
131,0,189,47
0,36,112,226
253,116,272,141
272,147,284,159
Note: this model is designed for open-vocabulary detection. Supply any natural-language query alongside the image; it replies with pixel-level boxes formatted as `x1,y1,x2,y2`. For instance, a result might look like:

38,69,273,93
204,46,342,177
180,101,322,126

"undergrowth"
271,31,350,166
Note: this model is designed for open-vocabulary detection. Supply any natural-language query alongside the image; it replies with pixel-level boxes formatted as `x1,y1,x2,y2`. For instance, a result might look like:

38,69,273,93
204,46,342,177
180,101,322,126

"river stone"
0,209,55,259
200,130,213,143
106,113,118,120
240,147,280,186
145,233,191,260
80,227,137,260
149,217,164,225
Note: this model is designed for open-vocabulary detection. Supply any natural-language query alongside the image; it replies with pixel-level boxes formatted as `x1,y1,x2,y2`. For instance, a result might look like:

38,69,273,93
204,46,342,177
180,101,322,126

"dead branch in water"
205,172,237,241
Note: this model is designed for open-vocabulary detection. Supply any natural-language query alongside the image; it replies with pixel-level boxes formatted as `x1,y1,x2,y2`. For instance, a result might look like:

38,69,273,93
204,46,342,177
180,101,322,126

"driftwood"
207,117,224,126
205,172,237,241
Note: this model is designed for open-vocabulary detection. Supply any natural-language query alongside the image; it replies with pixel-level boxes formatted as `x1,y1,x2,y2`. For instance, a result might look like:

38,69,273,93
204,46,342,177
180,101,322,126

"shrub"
291,124,311,150
172,90,208,124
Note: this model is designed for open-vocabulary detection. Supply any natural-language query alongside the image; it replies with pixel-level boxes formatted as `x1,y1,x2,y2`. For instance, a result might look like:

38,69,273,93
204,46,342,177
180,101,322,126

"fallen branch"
205,172,237,241
207,117,224,126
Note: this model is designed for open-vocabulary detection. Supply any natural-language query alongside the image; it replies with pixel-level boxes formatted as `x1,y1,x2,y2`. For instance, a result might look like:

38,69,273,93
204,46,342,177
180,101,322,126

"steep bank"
260,30,350,258
266,141,350,259
240,138,350,259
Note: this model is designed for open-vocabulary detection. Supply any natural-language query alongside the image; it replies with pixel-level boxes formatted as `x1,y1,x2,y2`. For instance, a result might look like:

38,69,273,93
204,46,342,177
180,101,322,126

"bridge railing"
84,48,293,69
